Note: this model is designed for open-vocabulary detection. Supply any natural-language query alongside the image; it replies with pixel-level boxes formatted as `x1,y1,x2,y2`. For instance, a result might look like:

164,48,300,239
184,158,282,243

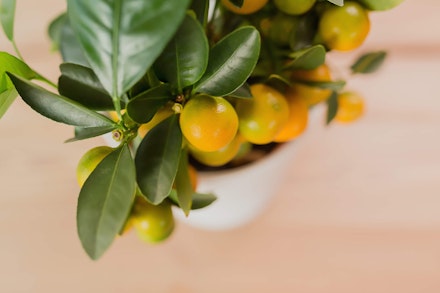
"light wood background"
1,1,440,292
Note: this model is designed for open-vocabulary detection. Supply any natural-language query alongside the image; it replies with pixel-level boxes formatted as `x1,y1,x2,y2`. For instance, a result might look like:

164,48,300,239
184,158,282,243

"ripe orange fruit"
76,146,113,187
274,89,308,142
222,0,268,15
335,91,365,123
290,64,333,106
132,197,175,243
318,1,370,51
236,84,289,145
180,95,238,152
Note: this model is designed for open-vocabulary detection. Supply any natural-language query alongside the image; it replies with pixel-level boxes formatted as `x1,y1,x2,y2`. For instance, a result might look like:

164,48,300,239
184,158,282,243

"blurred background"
1,0,440,292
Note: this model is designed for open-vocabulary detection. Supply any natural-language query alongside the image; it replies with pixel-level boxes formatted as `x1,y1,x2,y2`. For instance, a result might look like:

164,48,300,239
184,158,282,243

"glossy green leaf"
285,45,326,70
7,73,116,128
77,144,136,260
47,13,67,51
228,83,252,99
191,192,217,210
58,63,114,110
135,115,182,204
326,0,343,6
193,26,260,96
174,149,193,216
296,80,346,91
126,84,173,124
154,14,209,93
0,0,16,40
0,88,16,119
0,52,36,91
326,91,338,125
59,18,89,66
65,125,118,143
351,51,387,74
67,0,190,99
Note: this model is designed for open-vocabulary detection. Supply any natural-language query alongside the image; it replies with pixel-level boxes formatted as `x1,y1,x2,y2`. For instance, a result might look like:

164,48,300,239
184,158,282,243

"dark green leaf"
59,18,89,66
0,88,17,119
351,51,387,74
47,13,67,51
58,63,114,110
174,149,193,216
0,0,16,40
0,52,36,90
229,0,244,7
154,13,209,93
135,115,182,204
190,0,210,26
193,26,260,96
7,73,116,128
296,80,346,91
67,0,190,99
289,12,319,51
326,91,338,125
191,192,217,210
77,144,136,260
227,83,252,99
126,84,173,124
65,125,117,143
285,45,326,70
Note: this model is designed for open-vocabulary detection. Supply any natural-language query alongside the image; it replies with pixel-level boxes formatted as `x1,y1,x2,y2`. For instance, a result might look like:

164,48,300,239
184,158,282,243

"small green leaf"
326,0,343,6
47,13,67,51
0,0,16,40
190,0,210,26
174,149,193,216
126,84,173,124
228,83,252,99
295,80,346,91
0,52,36,91
77,144,136,260
326,91,338,125
65,126,118,143
154,13,209,93
8,73,116,128
285,45,326,70
135,115,182,204
193,26,260,96
191,192,217,210
351,51,387,74
0,88,17,119
58,63,114,110
67,0,190,99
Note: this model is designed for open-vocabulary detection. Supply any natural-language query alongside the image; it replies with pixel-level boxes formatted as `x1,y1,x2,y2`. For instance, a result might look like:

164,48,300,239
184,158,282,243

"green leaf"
65,125,118,143
285,45,326,70
0,0,16,40
67,0,190,99
326,91,338,125
7,73,116,128
228,83,252,99
135,115,182,205
193,26,260,96
326,0,343,6
289,12,319,51
0,88,16,119
191,192,217,210
154,13,209,93
0,52,36,91
59,18,89,66
229,0,244,7
47,13,67,51
296,80,346,91
174,149,193,216
126,84,173,124
190,0,210,26
351,51,387,74
77,144,136,260
58,63,114,110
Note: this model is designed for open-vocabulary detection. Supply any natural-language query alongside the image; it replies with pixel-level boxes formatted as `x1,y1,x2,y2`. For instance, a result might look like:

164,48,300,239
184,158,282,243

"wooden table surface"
1,1,440,292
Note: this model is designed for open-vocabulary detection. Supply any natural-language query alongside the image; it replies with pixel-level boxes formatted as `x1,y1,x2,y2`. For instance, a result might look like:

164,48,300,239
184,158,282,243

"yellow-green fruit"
180,95,238,152
76,146,113,187
318,1,370,51
274,0,316,15
189,134,243,167
132,198,175,243
236,84,289,145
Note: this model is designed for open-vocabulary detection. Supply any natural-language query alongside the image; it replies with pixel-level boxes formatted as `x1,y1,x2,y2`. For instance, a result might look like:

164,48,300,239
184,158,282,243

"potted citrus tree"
0,0,403,260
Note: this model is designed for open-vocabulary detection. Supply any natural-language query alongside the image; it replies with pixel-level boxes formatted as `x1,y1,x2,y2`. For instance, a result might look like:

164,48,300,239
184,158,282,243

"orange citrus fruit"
236,84,289,145
335,91,365,123
180,94,238,152
274,89,308,142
